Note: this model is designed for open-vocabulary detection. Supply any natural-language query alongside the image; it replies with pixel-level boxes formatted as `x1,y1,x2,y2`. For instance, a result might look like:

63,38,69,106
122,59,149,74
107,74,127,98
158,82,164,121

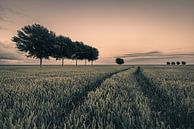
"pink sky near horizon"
0,0,194,64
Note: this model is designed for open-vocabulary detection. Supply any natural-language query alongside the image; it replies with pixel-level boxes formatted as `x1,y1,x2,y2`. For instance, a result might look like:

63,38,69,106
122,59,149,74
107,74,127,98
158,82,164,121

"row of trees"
166,61,186,65
12,24,99,67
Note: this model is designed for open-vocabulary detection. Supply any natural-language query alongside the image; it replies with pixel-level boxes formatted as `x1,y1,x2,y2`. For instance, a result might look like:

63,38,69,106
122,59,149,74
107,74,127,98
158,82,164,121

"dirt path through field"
134,67,193,129
57,67,131,127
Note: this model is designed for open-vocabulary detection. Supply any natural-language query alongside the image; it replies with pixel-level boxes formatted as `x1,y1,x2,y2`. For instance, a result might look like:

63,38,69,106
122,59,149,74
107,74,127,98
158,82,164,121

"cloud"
5,7,31,18
0,3,30,25
171,53,194,57
0,4,13,30
0,41,24,61
122,51,194,58
127,56,178,63
121,51,162,58
0,26,8,30
0,3,31,30
119,51,194,64
0,16,7,22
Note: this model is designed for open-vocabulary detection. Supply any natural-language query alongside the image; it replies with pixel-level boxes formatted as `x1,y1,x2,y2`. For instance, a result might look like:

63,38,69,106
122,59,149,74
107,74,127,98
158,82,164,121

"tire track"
55,67,131,128
134,66,193,129
64,68,168,129
64,67,151,129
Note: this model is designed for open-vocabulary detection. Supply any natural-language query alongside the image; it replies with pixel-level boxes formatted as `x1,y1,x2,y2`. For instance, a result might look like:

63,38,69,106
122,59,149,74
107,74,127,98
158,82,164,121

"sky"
0,0,194,65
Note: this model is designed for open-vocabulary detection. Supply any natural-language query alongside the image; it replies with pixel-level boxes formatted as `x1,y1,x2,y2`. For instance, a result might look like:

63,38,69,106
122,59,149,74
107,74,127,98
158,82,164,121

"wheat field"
0,65,193,129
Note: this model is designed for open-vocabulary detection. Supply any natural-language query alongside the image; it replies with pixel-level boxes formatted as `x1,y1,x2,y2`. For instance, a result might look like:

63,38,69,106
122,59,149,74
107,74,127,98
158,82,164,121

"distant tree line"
166,61,186,66
12,24,99,67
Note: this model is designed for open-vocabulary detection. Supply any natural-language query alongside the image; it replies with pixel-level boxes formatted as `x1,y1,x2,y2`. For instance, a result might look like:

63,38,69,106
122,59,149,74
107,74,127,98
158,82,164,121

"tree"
87,47,99,65
116,58,124,65
171,62,176,65
52,35,72,66
70,42,99,66
176,61,180,65
182,61,186,65
82,44,91,65
76,42,87,62
70,41,84,66
166,62,170,65
12,24,56,67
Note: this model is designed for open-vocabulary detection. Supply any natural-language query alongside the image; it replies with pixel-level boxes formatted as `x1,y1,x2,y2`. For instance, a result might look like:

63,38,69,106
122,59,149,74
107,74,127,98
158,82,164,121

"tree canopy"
70,42,99,66
52,35,73,66
115,58,124,65
182,61,186,65
166,61,187,66
87,47,99,65
176,61,180,65
12,24,99,67
166,62,170,65
12,24,56,67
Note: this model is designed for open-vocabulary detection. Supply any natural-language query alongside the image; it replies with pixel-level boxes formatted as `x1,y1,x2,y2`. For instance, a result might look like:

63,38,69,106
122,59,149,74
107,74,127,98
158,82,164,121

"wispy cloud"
0,26,8,30
0,5,10,22
121,51,194,58
0,41,23,61
0,3,30,29
121,51,161,58
127,56,179,63
118,51,194,64
5,7,31,18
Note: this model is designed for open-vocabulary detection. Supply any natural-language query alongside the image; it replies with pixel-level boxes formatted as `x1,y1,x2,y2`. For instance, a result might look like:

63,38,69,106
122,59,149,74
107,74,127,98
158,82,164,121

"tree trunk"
40,58,42,67
85,59,87,66
76,59,78,66
62,58,64,67
91,61,93,66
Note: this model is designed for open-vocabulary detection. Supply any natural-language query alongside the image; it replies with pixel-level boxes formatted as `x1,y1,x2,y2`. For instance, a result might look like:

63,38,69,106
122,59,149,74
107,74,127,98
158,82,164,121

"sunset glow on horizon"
0,0,194,65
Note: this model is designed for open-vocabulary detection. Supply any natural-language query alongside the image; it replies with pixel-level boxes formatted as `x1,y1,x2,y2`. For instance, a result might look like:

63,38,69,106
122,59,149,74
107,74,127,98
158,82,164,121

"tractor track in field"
134,67,193,129
134,67,173,128
56,67,132,128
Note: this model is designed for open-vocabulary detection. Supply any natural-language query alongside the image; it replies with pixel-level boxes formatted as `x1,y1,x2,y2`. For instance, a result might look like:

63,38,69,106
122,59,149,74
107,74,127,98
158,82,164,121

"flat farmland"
0,65,193,129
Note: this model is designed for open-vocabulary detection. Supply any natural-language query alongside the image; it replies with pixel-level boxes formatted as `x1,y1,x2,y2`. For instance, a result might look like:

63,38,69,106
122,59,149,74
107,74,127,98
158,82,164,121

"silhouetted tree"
182,61,186,65
12,24,56,67
12,24,99,67
52,35,72,66
71,41,83,66
116,58,124,65
77,42,87,61
70,42,98,66
166,62,170,65
82,44,91,65
171,62,176,65
88,47,99,65
176,61,180,65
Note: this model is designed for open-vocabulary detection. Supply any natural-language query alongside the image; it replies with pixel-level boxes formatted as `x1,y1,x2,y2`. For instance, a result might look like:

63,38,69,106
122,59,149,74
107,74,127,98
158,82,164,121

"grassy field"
0,65,193,129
